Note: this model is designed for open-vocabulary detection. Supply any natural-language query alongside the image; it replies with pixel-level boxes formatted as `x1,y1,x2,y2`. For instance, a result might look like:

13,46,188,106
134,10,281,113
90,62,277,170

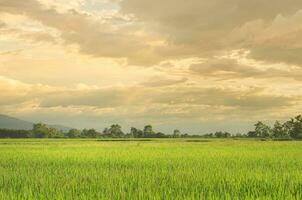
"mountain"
0,114,73,132
0,114,33,130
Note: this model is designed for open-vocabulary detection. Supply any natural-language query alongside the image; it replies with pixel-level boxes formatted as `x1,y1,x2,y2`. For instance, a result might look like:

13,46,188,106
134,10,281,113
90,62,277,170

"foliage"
103,124,124,137
2,114,302,139
143,125,155,137
214,131,231,138
66,129,81,138
33,123,64,138
247,115,302,139
254,121,272,138
83,129,98,138
173,129,181,138
286,115,302,139
0,129,31,138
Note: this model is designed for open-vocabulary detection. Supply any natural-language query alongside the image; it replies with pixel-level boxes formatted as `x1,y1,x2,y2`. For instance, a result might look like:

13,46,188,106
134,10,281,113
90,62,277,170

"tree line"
0,123,180,138
246,115,302,139
203,115,302,140
0,115,302,139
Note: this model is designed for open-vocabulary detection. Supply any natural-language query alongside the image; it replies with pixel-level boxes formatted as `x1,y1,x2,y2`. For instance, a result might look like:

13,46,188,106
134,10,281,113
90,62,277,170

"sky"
0,0,302,134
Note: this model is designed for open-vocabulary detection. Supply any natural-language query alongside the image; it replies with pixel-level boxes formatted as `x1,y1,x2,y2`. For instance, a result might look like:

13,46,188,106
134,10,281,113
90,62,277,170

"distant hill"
0,114,33,130
0,114,72,132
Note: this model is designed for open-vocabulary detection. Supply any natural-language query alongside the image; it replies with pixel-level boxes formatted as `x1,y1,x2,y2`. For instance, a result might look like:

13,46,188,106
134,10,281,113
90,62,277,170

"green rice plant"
0,139,301,199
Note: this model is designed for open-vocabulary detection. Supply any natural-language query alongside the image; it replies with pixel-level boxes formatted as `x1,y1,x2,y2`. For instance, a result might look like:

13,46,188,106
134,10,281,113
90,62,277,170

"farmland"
0,139,301,199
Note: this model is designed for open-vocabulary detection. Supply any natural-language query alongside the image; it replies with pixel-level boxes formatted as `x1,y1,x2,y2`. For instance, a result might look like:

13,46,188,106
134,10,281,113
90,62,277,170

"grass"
0,139,302,199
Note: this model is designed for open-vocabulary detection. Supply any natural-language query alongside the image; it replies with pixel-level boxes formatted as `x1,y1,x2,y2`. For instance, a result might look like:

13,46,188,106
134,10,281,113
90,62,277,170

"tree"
285,115,302,139
155,132,166,138
32,123,62,138
81,129,88,138
0,129,31,138
81,128,98,138
130,127,136,138
247,131,257,138
272,121,287,138
204,133,214,138
32,123,50,138
214,131,224,138
130,127,141,138
254,121,271,138
283,120,293,137
108,124,124,137
224,132,231,138
214,131,231,138
86,129,98,138
235,133,245,138
48,127,63,138
102,128,110,134
67,129,81,138
143,125,155,137
136,129,144,138
173,129,181,138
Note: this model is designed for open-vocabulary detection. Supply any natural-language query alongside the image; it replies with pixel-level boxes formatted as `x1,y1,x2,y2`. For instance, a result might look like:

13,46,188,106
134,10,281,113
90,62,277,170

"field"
0,139,302,200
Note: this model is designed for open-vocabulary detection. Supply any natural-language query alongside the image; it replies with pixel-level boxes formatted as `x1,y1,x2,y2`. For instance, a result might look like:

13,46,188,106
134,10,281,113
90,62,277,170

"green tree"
67,129,81,138
130,127,138,138
0,129,31,138
143,125,155,137
32,123,62,138
86,129,98,138
214,131,224,138
155,132,166,138
255,121,271,138
272,121,287,138
108,124,124,137
102,128,109,134
32,123,50,138
81,129,88,138
81,128,98,138
286,115,302,139
224,132,231,138
283,121,293,137
214,131,231,138
247,131,257,138
136,129,144,138
48,127,63,138
173,129,181,138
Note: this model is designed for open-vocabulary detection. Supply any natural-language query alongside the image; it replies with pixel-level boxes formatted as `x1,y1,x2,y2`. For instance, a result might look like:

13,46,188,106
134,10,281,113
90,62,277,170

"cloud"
189,54,302,81
0,13,58,44
0,21,6,28
0,76,52,105
2,0,302,132
0,49,23,56
120,0,302,60
150,86,295,110
0,75,300,132
0,76,293,110
140,76,188,87
2,0,302,66
190,58,261,79
231,11,302,66
0,75,296,112
0,0,166,65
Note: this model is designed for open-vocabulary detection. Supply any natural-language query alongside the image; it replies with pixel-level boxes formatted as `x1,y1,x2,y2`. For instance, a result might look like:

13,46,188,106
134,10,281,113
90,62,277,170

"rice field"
0,139,301,200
